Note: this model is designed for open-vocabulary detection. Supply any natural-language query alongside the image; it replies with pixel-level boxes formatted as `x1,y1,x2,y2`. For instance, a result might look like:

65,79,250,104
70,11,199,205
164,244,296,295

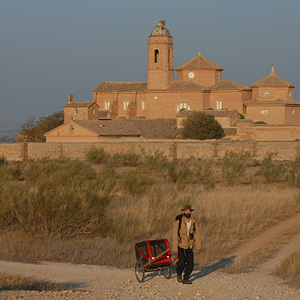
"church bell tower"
147,20,174,89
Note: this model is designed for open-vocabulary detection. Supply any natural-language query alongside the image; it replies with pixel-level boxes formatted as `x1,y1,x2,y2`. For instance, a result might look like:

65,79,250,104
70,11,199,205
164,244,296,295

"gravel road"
0,260,299,300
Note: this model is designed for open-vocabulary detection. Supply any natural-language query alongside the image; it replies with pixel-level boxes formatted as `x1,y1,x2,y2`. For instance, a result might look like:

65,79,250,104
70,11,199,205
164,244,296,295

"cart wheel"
135,260,145,283
163,265,172,279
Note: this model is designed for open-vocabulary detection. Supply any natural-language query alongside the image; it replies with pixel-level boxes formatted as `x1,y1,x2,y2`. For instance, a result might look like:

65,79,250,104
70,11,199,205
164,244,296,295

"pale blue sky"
1,0,300,130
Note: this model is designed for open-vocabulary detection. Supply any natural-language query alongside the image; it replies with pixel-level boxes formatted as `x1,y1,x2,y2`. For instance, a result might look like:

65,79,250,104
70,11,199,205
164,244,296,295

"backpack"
175,214,196,241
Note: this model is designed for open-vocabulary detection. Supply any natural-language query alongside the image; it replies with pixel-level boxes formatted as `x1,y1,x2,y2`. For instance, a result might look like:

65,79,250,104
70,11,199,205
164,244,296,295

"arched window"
154,49,159,63
176,103,191,113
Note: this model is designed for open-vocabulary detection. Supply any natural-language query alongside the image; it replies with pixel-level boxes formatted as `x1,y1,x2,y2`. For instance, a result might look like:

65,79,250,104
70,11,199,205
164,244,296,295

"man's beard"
184,213,191,219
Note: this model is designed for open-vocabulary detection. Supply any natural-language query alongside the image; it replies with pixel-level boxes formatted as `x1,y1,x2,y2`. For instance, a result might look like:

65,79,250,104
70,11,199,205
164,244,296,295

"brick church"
45,20,300,142
88,20,299,124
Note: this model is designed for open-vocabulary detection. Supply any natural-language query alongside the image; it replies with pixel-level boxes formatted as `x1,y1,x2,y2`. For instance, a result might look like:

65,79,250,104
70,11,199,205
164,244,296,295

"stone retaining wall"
1,139,300,161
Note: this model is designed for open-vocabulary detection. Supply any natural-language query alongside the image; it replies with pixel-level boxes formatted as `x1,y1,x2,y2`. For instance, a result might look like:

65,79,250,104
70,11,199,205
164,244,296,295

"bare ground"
1,214,300,300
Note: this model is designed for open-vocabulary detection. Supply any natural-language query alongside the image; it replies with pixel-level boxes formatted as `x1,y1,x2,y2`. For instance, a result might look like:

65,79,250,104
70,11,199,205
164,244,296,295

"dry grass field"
0,149,300,288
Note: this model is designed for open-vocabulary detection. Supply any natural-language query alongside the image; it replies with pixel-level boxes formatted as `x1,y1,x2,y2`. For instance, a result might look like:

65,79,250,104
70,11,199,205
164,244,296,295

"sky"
1,0,300,131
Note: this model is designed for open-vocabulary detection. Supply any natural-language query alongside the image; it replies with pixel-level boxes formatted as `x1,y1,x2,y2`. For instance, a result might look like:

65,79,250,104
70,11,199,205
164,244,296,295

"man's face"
184,209,191,219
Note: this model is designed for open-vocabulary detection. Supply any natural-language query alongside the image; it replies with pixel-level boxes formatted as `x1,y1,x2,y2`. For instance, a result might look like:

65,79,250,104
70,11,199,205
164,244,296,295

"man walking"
172,204,201,284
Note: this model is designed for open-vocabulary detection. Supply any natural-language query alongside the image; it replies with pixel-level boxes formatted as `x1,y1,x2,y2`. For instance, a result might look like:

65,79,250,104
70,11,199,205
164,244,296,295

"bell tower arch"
147,20,174,89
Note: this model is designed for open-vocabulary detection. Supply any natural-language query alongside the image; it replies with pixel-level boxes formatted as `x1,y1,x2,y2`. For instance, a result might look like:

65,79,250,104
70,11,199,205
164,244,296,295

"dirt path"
0,260,299,300
232,213,300,263
2,214,300,299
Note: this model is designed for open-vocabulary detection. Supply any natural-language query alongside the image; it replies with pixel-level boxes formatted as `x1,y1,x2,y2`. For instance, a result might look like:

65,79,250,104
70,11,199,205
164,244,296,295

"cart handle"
172,255,178,262
143,247,171,268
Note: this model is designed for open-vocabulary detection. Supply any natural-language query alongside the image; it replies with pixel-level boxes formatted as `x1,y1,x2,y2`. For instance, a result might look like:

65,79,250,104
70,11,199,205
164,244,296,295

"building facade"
89,20,300,125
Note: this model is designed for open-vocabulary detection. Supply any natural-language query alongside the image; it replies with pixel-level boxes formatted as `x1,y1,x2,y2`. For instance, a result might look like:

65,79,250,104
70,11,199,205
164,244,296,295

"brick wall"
1,139,300,161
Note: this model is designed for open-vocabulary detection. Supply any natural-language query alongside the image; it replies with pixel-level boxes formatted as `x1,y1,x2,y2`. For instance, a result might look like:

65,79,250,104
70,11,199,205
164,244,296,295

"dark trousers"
176,247,194,280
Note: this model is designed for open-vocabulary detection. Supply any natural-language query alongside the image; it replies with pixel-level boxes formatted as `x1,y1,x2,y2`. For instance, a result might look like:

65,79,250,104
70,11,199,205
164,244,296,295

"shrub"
182,112,224,140
254,121,267,124
140,151,170,172
167,162,192,191
4,180,111,238
118,169,154,196
86,147,110,164
194,159,215,191
222,151,251,186
286,157,300,188
260,154,285,183
110,152,140,167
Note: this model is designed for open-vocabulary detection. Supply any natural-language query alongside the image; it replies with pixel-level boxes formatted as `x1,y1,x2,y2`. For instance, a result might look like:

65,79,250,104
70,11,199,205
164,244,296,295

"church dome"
150,20,171,36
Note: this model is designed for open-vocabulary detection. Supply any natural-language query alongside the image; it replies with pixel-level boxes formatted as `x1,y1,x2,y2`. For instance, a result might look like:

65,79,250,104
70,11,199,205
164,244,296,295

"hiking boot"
177,274,183,283
182,279,192,285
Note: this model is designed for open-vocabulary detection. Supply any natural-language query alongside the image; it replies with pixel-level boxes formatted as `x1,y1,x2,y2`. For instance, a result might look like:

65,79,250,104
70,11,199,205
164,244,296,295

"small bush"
118,169,154,196
286,157,300,188
167,162,192,191
140,151,170,172
222,151,251,186
194,159,215,191
86,147,110,164
110,152,140,167
260,154,285,183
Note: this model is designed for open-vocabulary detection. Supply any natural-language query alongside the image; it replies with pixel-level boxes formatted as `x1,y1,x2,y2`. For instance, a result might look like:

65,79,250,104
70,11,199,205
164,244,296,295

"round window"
188,72,194,79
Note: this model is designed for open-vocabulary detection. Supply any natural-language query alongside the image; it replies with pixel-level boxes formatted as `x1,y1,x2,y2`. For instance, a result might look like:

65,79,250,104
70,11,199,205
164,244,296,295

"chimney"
68,94,73,103
159,20,166,26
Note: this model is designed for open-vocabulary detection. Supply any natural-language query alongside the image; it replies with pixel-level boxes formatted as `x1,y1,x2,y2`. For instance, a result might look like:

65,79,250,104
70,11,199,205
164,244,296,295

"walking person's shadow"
189,256,236,282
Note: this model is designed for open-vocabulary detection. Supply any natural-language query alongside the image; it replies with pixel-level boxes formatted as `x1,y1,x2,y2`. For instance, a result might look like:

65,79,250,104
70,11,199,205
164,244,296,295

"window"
216,101,222,110
264,91,269,97
92,109,95,115
69,125,74,131
104,101,110,110
261,109,269,115
141,101,146,110
176,103,190,113
291,109,295,115
123,101,129,110
154,49,159,63
75,109,78,114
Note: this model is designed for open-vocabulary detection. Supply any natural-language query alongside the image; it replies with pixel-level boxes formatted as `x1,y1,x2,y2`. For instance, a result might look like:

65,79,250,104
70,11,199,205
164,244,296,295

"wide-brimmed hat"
181,204,194,211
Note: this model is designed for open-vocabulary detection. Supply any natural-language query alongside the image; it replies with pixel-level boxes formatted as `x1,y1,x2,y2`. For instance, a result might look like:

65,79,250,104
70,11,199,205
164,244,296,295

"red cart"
134,239,176,283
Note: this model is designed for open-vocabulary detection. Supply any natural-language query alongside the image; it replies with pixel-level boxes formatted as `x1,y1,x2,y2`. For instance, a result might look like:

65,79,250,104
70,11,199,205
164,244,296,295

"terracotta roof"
64,101,94,108
74,120,143,136
93,81,147,92
177,110,238,117
252,67,294,87
167,80,206,90
128,119,178,139
208,80,249,90
244,98,300,105
177,52,223,70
